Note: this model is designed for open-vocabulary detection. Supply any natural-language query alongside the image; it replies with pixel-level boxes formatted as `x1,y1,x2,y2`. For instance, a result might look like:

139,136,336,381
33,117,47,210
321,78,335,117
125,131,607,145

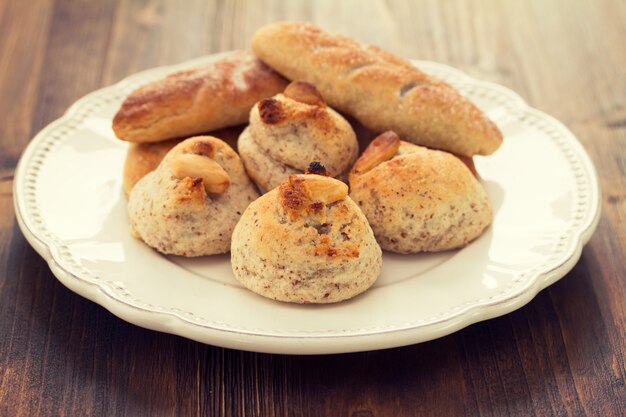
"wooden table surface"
1,0,624,415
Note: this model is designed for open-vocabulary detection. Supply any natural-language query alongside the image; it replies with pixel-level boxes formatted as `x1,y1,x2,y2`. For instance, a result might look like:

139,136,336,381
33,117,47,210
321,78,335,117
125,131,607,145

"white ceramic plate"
14,52,601,354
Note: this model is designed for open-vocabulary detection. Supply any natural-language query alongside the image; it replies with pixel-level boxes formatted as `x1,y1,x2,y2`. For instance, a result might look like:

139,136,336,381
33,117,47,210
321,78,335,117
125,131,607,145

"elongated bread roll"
113,51,288,143
251,23,502,157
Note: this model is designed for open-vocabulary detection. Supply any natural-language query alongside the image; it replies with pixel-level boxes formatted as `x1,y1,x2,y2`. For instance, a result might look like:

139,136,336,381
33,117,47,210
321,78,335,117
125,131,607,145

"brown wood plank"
0,0,57,413
0,0,55,175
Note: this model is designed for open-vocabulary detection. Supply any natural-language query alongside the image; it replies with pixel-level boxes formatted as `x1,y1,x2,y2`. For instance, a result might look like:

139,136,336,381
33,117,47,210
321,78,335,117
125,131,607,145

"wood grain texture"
1,0,625,416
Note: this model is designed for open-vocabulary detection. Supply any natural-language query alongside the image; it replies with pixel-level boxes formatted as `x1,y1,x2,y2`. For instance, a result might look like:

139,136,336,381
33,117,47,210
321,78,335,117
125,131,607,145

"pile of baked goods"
115,22,502,304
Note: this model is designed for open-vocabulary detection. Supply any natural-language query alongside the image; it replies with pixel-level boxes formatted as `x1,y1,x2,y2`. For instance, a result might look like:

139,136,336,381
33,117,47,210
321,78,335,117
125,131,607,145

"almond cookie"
122,126,244,195
231,169,382,303
349,131,492,253
128,136,259,256
237,81,358,193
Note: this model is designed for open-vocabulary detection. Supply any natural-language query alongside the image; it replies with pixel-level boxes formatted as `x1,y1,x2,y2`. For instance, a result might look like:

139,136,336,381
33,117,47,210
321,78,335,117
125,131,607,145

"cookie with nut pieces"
231,164,382,303
238,80,358,193
127,136,259,257
349,131,492,253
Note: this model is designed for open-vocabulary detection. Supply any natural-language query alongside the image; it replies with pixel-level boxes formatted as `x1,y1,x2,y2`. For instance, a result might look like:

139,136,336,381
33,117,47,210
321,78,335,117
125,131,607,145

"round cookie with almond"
231,165,382,304
127,136,259,257
349,131,492,254
238,81,359,193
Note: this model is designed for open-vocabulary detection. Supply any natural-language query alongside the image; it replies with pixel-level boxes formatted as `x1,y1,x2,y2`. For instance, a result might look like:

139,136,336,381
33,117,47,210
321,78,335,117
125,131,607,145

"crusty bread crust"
251,23,502,157
113,51,288,143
